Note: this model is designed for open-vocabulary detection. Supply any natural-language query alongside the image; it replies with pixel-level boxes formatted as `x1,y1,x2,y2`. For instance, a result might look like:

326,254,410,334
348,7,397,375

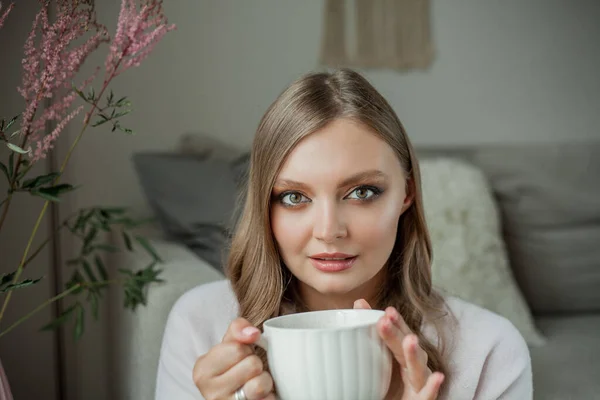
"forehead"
277,119,403,181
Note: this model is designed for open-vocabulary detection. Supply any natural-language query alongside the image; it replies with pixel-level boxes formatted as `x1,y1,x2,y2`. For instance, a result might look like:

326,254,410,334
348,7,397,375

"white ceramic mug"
255,309,392,400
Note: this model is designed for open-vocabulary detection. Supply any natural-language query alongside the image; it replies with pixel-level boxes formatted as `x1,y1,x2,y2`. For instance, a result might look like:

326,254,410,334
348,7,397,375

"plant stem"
0,195,11,231
23,218,70,268
0,38,125,325
0,276,121,339
0,283,81,339
0,200,51,323
0,76,115,325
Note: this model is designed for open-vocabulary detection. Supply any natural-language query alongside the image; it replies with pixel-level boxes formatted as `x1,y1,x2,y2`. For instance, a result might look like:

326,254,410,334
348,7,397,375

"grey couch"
111,141,600,400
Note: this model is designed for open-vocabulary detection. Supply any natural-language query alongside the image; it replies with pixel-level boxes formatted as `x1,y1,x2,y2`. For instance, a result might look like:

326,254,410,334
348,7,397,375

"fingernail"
411,336,420,349
242,327,259,337
438,374,445,384
386,307,399,322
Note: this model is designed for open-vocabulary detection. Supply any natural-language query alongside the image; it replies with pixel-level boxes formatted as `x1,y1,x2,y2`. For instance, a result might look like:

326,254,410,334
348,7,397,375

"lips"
309,253,357,272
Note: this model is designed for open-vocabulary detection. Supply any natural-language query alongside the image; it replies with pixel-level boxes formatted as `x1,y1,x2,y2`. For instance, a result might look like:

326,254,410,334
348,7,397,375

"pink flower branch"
0,0,175,329
17,1,109,160
104,0,175,80
0,2,14,31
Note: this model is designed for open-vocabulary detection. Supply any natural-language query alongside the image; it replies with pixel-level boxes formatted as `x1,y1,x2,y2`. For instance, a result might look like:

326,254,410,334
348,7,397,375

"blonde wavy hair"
226,68,450,379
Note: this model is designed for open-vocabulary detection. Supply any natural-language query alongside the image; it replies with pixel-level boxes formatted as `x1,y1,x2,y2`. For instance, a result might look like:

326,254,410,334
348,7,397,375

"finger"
353,298,372,309
259,394,277,400
195,341,254,379
222,317,261,344
242,371,274,400
404,334,429,391
419,372,444,400
377,313,408,367
385,306,411,336
215,354,264,396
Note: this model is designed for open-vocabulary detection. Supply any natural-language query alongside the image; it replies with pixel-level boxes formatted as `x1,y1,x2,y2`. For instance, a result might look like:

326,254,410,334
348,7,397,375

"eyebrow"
274,169,388,191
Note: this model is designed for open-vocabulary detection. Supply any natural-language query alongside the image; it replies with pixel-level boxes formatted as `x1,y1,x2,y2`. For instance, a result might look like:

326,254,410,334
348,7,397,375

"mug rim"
262,308,385,332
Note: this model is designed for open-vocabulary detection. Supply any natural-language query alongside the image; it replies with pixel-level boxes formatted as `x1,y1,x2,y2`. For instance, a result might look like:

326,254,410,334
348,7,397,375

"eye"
279,191,310,207
346,186,381,201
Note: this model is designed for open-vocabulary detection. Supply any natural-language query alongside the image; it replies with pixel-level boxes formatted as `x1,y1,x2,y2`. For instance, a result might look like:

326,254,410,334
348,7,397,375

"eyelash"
276,185,384,208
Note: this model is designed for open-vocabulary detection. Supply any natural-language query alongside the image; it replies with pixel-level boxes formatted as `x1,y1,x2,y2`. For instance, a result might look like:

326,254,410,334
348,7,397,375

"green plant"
0,0,175,340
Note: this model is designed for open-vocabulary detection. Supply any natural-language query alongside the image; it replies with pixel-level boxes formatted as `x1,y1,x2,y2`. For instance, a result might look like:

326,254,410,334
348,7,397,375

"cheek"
350,199,402,251
271,207,308,256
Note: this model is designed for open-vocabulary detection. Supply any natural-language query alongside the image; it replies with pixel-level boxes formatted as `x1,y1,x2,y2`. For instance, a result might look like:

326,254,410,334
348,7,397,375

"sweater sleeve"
155,304,208,400
473,319,533,400
155,281,235,400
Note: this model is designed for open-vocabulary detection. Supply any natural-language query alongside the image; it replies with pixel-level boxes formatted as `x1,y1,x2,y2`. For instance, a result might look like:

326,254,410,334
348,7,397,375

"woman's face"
270,118,413,310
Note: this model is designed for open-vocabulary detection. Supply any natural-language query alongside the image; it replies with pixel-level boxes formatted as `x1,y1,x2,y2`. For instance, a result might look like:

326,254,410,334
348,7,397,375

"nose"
312,201,347,243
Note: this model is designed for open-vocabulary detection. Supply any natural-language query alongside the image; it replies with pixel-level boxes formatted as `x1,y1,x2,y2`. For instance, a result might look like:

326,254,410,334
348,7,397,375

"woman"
155,69,532,400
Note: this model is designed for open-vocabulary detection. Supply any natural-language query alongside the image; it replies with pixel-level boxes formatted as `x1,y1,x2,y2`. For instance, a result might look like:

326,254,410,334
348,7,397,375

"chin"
309,275,363,296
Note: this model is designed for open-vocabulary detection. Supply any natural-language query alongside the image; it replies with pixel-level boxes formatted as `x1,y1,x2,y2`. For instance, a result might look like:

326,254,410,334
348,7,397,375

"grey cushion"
417,142,600,314
471,143,600,313
132,153,240,271
530,314,600,399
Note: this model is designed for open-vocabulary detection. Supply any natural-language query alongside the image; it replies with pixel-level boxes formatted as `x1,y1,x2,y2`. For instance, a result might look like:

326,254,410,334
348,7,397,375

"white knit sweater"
155,280,533,400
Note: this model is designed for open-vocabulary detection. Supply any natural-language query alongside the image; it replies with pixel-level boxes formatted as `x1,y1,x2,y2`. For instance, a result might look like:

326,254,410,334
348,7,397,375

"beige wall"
2,1,599,399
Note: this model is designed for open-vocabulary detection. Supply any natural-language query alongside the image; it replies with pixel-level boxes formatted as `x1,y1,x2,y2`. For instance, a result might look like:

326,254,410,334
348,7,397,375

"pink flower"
12,0,174,163
0,2,14,31
18,1,109,160
104,0,176,79
32,105,84,162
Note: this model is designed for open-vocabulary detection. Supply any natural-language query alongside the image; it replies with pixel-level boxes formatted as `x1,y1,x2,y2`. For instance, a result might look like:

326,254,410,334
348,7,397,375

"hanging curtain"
320,0,434,71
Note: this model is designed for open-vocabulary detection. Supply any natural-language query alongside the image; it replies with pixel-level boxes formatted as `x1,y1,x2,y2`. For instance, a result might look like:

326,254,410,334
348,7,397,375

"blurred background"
1,1,599,399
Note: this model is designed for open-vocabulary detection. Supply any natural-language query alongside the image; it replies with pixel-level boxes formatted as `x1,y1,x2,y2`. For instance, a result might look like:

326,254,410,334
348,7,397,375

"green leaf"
134,236,162,262
73,209,94,233
115,97,129,107
113,216,155,228
40,304,77,332
91,112,110,127
92,219,111,232
10,129,21,138
6,143,29,154
112,110,131,119
0,162,9,182
72,82,88,102
6,115,19,130
106,90,114,107
102,206,127,215
81,259,97,282
88,291,99,320
117,125,134,135
93,244,119,253
0,272,16,288
122,232,133,251
74,303,85,340
66,271,84,295
94,255,108,281
0,276,43,292
22,172,60,189
31,184,76,202
83,227,98,248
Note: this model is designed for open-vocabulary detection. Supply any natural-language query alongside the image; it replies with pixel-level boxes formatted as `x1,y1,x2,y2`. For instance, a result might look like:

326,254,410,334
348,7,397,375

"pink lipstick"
309,252,357,272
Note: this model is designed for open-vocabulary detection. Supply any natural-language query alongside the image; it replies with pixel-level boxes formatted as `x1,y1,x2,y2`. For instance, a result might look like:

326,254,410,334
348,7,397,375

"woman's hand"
354,299,444,400
192,318,276,400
